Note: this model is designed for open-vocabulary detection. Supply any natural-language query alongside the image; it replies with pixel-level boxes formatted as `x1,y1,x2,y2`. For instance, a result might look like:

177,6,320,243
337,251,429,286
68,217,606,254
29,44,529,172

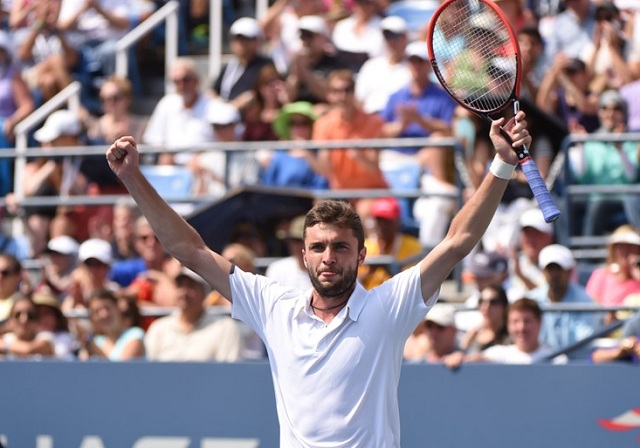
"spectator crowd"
0,0,640,364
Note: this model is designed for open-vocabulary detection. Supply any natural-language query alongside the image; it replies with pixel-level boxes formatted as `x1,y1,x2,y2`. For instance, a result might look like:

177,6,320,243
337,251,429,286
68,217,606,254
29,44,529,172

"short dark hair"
0,253,21,274
88,288,118,307
305,200,365,251
518,27,543,46
509,297,542,321
327,69,355,90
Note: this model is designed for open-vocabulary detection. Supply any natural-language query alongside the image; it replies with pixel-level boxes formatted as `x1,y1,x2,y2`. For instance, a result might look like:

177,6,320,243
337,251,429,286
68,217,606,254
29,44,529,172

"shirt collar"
294,282,368,321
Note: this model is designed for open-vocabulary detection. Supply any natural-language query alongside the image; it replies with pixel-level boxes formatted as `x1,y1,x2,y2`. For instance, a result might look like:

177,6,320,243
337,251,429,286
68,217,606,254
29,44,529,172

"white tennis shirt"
231,262,437,447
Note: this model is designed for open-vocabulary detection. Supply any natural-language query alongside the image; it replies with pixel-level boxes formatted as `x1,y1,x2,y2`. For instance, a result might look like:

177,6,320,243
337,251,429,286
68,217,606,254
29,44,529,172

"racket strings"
431,1,517,112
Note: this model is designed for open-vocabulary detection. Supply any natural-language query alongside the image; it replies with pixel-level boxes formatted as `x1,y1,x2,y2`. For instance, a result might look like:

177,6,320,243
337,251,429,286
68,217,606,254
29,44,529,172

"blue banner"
0,361,637,447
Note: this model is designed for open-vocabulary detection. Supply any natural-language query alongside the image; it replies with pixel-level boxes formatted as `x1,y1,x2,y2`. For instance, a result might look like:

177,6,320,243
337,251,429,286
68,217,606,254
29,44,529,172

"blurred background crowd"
0,0,639,366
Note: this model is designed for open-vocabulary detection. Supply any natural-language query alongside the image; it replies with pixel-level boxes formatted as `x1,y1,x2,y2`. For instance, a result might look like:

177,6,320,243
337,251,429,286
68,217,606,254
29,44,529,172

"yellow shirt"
360,234,423,290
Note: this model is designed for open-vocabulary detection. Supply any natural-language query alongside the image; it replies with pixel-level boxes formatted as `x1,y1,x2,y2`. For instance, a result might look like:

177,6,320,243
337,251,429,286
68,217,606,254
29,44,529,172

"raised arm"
418,112,530,301
106,137,234,301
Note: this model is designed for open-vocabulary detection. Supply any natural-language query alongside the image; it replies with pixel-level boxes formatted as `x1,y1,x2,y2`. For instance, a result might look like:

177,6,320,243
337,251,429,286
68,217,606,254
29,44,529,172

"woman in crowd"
33,288,75,360
258,101,328,189
242,64,290,142
586,225,640,324
79,289,144,361
61,238,120,313
0,296,55,358
460,284,511,354
84,75,147,145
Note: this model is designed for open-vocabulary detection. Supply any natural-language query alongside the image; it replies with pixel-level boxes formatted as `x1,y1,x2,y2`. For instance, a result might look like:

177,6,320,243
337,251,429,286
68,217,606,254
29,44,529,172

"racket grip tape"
520,158,561,223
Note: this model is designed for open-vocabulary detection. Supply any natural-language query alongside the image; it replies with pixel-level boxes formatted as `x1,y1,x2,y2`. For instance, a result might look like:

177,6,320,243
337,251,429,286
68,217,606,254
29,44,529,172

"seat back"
140,165,193,199
381,164,422,232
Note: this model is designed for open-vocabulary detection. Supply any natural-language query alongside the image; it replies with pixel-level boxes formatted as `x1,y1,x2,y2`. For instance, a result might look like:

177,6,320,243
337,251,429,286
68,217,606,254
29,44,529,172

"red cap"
371,197,401,221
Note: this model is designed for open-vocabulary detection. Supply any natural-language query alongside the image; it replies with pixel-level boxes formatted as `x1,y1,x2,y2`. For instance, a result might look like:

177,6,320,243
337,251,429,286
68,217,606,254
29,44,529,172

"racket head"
427,0,523,118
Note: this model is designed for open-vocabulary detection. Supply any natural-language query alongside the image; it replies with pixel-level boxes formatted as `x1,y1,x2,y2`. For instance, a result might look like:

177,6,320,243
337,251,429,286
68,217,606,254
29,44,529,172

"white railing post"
115,47,128,78
165,6,179,93
210,0,223,84
114,0,180,91
256,0,268,23
12,81,83,201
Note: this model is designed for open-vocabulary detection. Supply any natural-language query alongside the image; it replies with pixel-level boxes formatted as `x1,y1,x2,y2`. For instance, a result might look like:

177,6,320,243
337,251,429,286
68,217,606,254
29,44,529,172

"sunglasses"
13,310,38,321
425,321,446,330
232,34,257,41
290,118,312,127
329,85,354,94
479,298,502,307
84,258,106,268
171,76,195,85
383,30,403,40
100,93,124,103
299,30,317,40
0,268,16,277
138,234,159,243
408,56,428,64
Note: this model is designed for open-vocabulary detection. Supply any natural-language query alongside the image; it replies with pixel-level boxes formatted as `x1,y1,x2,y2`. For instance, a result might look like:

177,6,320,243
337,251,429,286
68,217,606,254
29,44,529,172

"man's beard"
307,264,358,298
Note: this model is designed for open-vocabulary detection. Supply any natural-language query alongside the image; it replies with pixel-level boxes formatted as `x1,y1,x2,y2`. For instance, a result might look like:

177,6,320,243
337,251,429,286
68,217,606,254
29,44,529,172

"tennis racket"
427,0,560,223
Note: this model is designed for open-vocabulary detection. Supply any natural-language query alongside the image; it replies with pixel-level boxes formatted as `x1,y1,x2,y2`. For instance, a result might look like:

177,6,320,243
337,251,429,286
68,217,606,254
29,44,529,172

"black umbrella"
186,186,315,253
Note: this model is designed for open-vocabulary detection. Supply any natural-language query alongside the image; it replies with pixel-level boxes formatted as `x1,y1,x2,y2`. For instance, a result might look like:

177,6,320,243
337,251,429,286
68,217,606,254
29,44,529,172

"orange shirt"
313,108,388,189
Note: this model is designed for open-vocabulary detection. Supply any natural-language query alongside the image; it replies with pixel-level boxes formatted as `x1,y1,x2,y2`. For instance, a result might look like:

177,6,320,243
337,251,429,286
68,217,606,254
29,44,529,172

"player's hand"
490,111,530,166
106,136,139,179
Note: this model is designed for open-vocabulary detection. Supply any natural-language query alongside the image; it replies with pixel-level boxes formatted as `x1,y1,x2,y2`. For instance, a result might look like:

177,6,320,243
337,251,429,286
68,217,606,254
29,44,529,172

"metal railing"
115,0,180,94
10,1,181,205
12,81,82,203
5,137,464,208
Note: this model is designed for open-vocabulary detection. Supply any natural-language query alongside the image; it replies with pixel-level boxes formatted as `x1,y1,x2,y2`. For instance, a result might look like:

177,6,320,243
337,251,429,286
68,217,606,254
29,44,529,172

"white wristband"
489,156,516,180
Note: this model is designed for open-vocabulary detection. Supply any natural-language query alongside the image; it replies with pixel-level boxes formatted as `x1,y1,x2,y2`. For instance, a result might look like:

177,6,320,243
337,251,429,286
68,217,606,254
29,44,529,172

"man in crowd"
145,267,246,361
529,244,598,351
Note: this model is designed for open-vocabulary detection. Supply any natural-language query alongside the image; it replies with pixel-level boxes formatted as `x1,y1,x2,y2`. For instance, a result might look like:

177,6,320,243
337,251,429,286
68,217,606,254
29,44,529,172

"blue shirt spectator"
381,82,456,155
529,244,599,351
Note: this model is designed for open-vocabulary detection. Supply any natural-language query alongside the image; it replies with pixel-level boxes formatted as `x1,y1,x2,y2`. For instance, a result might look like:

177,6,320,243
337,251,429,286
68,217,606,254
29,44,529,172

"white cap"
230,17,262,38
175,267,212,293
78,238,113,265
46,236,79,256
207,101,240,125
538,244,575,270
609,229,640,246
34,110,82,143
298,15,329,36
405,41,429,60
519,208,554,235
381,16,407,34
470,11,498,31
425,303,456,327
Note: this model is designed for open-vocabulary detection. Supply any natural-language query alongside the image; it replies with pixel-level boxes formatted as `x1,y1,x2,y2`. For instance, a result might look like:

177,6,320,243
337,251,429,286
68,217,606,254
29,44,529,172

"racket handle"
520,157,561,223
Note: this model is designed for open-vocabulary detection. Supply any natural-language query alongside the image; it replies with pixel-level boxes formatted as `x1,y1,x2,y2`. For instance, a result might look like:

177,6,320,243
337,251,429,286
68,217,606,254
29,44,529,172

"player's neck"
310,289,354,321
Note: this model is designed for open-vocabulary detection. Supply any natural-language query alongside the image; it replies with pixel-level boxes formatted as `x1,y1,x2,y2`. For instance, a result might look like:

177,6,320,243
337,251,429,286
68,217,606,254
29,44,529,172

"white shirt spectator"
482,343,567,364
356,56,411,114
145,311,245,362
142,93,215,164
265,256,312,291
332,15,385,59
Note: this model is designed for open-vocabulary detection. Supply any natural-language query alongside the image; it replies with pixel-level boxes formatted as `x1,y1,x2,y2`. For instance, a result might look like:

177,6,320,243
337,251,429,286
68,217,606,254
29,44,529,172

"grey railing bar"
538,319,626,362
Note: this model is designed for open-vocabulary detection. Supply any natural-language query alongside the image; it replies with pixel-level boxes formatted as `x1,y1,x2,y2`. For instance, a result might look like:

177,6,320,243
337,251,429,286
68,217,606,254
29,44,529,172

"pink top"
585,267,640,307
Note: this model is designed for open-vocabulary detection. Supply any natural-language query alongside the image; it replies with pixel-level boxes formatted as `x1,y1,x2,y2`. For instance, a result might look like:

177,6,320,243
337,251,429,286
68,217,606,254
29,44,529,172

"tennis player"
106,112,531,447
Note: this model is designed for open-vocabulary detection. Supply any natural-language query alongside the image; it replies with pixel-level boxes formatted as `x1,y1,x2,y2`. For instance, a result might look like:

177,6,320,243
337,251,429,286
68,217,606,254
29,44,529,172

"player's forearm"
118,169,208,264
447,171,509,253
